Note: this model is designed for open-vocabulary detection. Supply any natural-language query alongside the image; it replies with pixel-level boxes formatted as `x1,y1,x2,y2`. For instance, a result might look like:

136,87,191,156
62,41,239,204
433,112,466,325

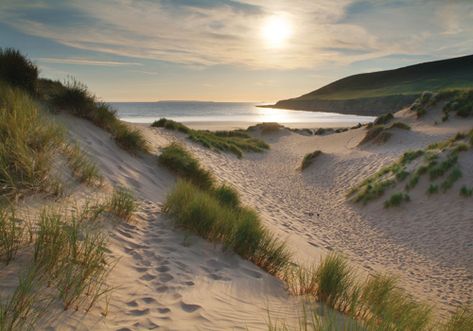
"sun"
261,15,293,48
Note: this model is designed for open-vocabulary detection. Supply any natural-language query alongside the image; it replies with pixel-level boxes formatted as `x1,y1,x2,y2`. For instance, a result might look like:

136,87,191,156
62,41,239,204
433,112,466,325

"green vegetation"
384,192,410,208
300,150,322,170
350,130,472,206
374,113,393,125
0,48,38,94
460,186,473,197
64,143,102,185
158,143,214,190
390,121,411,130
278,55,473,102
279,255,433,331
151,118,190,133
153,118,269,158
1,202,113,330
442,89,473,118
0,84,64,199
163,180,291,275
247,122,284,134
108,187,137,221
444,306,473,331
213,184,240,208
50,79,148,154
0,208,24,265
359,125,392,145
427,184,439,195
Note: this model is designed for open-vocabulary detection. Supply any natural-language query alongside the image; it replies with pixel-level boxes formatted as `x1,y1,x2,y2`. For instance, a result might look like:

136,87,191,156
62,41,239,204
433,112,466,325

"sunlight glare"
261,15,293,48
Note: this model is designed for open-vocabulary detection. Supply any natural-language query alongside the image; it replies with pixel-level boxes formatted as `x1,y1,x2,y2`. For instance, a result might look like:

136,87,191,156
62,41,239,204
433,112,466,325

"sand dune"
150,104,473,318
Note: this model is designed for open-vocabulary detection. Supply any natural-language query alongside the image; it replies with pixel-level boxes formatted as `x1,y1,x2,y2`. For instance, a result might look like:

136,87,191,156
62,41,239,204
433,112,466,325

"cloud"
37,57,142,66
0,0,472,70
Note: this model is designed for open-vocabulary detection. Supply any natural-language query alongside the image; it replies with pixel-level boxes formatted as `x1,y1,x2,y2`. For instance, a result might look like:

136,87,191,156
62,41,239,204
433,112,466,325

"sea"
110,101,375,128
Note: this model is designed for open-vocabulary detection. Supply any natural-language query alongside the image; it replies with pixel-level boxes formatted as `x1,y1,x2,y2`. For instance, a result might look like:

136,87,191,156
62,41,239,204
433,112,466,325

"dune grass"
351,130,471,206
389,121,411,130
213,184,240,208
0,84,64,199
108,187,137,221
300,151,322,171
0,265,47,331
0,48,38,95
153,118,269,158
33,207,112,311
373,113,393,125
49,78,148,154
384,192,410,208
359,125,392,145
0,208,25,265
443,306,473,331
460,185,473,197
247,122,284,134
63,143,102,185
164,180,291,275
443,89,473,118
158,143,214,190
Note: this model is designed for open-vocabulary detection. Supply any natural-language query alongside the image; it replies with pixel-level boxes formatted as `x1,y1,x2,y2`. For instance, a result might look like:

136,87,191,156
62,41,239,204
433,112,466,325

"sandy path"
150,108,473,317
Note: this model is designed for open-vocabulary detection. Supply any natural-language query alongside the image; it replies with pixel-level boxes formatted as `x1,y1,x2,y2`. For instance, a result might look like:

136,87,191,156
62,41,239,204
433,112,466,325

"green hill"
272,54,473,116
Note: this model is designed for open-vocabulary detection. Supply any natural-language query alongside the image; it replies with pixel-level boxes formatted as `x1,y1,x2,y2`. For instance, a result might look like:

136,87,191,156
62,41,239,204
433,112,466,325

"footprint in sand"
159,273,174,283
128,308,150,316
180,302,201,313
156,265,170,273
140,273,156,281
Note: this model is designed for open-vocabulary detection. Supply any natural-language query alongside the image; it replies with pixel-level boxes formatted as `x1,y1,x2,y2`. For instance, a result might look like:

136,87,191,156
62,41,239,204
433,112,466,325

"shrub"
213,184,240,208
384,192,410,208
443,89,473,118
0,48,38,94
460,186,473,197
163,180,291,275
373,113,393,125
0,84,64,198
158,143,214,190
109,187,137,221
300,150,322,170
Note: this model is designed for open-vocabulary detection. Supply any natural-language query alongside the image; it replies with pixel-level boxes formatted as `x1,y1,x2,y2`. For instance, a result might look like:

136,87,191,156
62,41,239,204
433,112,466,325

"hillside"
271,54,473,116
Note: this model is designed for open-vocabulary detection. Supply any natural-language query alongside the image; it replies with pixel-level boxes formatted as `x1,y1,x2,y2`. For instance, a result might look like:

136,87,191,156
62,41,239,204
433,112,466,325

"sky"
0,0,472,102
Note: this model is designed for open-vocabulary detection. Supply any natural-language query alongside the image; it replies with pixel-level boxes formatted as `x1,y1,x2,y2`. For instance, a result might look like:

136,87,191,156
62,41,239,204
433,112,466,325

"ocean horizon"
110,101,375,127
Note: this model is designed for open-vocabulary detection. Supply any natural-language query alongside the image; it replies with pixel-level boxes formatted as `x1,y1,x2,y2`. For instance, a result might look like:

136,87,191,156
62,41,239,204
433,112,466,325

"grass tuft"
373,113,393,125
64,143,102,185
158,143,214,190
153,118,268,158
384,192,410,208
108,187,137,221
163,180,291,275
213,184,240,208
460,185,473,197
389,121,411,130
0,208,24,265
443,306,473,331
0,83,64,199
300,151,322,171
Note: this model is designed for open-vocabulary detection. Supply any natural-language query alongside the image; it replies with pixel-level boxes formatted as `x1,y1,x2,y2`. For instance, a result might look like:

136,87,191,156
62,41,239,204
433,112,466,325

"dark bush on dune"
0,48,38,94
373,113,393,125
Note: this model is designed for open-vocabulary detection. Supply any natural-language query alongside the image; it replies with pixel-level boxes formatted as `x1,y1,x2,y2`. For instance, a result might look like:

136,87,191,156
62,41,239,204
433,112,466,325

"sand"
149,104,473,319
2,103,472,329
